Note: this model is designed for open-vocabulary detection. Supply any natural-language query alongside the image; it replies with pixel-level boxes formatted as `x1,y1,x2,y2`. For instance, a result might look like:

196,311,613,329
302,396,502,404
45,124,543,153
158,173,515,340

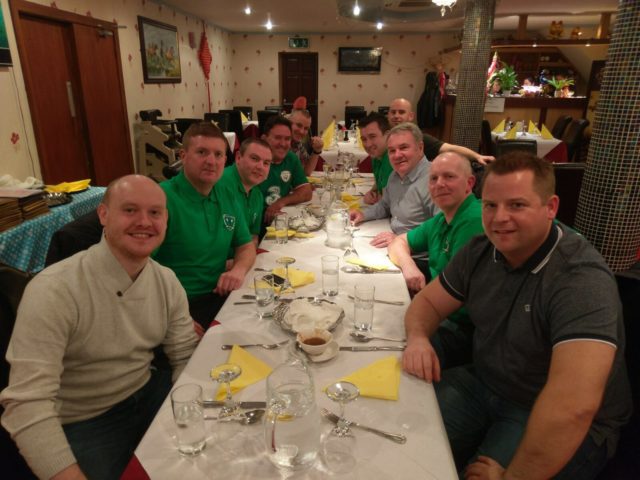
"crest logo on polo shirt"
280,170,291,182
223,214,236,231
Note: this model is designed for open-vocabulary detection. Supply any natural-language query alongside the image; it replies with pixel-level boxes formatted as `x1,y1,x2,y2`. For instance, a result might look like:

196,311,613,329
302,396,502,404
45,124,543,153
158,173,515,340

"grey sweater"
0,238,199,479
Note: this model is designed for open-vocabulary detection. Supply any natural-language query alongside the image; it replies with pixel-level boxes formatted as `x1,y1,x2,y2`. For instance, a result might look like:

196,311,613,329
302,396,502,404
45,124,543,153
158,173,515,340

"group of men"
1,96,632,480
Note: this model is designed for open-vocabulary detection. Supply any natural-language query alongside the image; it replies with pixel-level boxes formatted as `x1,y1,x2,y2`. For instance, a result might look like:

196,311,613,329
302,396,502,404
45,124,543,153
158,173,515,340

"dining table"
491,131,568,162
126,177,457,479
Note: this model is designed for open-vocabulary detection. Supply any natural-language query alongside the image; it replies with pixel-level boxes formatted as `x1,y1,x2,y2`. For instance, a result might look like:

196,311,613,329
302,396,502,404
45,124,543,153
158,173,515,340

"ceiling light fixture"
376,21,383,30
265,17,273,30
432,0,457,17
244,6,251,15
353,2,361,16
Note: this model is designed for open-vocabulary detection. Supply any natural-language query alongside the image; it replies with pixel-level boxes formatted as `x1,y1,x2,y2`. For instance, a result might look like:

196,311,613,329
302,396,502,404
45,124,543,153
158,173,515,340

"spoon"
205,409,265,424
350,332,406,343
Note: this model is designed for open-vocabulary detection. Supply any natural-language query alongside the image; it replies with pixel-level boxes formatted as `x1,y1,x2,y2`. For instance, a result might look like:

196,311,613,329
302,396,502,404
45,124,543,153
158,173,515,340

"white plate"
273,300,344,334
306,340,339,363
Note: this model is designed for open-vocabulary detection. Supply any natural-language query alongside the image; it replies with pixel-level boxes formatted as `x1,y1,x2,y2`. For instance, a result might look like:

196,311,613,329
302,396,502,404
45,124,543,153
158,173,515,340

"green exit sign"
288,37,309,49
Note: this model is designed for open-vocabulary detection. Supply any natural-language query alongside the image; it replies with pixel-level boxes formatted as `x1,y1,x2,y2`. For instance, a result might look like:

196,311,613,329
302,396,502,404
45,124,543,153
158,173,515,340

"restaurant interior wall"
230,32,460,130
0,0,233,181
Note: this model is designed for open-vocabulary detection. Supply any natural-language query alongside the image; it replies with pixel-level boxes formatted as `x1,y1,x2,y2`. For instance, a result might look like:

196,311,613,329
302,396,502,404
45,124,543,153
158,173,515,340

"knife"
339,346,405,351
241,294,294,303
347,294,405,306
202,400,266,409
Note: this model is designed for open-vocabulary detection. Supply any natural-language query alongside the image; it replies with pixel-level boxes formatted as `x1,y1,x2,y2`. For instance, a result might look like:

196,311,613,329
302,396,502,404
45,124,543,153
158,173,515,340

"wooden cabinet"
495,47,579,85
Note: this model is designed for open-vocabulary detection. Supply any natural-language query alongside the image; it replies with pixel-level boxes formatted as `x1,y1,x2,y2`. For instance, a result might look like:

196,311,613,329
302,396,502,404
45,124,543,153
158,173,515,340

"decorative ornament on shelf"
547,76,575,98
432,0,457,17
489,63,519,97
549,20,564,39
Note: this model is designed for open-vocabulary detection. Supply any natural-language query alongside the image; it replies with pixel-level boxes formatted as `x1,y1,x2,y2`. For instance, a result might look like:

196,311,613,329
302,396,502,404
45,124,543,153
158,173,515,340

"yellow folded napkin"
492,119,505,133
504,125,518,139
528,120,540,135
264,227,296,238
272,267,315,288
293,232,314,238
356,126,364,149
331,356,401,401
215,346,272,400
322,120,336,147
340,193,361,210
240,111,249,123
307,176,324,184
45,179,91,193
540,124,554,139
346,258,389,271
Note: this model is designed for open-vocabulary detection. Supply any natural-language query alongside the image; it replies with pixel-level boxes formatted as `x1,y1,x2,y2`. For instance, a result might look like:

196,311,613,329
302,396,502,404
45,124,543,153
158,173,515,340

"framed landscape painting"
138,16,181,83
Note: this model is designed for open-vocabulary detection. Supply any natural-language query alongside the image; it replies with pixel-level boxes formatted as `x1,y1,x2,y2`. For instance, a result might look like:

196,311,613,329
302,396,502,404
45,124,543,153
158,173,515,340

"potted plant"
490,63,519,96
547,76,575,97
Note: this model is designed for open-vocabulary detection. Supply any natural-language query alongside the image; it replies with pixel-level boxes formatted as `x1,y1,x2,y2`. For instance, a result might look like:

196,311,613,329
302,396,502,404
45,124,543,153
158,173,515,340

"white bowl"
296,328,333,356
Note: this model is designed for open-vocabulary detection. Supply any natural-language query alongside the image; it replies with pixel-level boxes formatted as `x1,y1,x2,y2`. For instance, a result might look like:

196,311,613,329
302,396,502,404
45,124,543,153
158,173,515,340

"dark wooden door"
14,14,91,184
280,52,318,135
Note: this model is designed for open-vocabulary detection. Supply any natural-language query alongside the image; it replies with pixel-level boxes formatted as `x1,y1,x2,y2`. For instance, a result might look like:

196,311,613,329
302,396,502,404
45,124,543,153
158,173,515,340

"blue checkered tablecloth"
0,187,105,273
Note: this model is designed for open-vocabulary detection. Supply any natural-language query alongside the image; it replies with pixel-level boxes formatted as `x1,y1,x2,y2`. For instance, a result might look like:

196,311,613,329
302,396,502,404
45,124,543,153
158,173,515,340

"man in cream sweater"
1,175,199,480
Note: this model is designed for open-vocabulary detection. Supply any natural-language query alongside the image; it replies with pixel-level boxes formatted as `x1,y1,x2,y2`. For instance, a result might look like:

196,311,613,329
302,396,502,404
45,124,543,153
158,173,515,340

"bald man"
388,98,494,165
1,175,199,480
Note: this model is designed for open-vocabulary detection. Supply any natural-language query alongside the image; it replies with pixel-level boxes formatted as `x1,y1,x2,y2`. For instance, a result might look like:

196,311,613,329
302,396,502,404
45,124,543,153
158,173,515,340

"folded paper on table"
215,346,272,400
322,120,336,147
272,267,315,288
492,119,505,133
240,111,249,123
528,120,540,135
504,125,518,139
540,124,554,139
356,127,364,149
286,299,343,332
332,356,401,401
45,179,91,193
307,176,324,184
264,227,296,238
347,258,390,271
340,193,361,210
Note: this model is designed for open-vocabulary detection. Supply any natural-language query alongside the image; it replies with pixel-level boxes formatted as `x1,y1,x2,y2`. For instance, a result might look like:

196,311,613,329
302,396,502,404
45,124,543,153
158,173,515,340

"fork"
320,408,407,444
221,339,289,350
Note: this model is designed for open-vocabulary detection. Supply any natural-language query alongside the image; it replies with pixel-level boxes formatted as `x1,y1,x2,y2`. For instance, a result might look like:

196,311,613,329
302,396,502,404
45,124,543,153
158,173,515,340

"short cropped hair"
182,121,226,150
239,137,272,156
289,109,311,120
482,151,555,201
359,112,391,134
387,122,423,145
263,115,292,136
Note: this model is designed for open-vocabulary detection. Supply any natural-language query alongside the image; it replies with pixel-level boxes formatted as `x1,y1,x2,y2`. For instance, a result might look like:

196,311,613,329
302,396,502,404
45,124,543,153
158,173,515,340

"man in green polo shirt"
259,115,312,224
153,122,256,328
388,151,483,368
359,112,393,205
218,137,272,247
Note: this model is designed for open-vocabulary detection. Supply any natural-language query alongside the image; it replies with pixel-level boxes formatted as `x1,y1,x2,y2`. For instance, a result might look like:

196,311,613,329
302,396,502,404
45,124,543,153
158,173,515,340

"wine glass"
323,381,360,472
210,363,242,419
276,256,296,294
343,225,359,260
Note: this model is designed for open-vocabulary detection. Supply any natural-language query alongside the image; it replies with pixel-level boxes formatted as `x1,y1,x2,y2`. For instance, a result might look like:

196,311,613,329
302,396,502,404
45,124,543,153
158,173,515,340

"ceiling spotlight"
432,0,457,17
376,21,383,30
353,2,361,16
265,18,273,30
244,6,251,15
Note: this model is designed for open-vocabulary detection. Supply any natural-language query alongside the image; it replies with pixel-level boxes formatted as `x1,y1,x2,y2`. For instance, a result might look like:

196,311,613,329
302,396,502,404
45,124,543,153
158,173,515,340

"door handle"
66,81,76,118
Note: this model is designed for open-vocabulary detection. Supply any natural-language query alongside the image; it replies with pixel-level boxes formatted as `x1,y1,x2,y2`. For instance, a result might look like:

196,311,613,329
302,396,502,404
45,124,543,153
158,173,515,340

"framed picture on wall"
138,16,181,83
0,7,12,66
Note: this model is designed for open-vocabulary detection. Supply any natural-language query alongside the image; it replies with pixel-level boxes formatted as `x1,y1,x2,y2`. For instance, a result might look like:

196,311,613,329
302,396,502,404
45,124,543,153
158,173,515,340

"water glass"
254,273,276,319
274,213,288,244
171,383,206,456
321,255,339,296
353,284,375,332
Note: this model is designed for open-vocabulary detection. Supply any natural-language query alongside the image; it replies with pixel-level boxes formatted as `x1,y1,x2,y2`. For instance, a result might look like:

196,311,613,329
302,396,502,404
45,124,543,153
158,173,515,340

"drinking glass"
171,383,206,456
353,284,374,332
343,225,359,260
254,273,275,319
276,256,296,294
322,381,360,472
274,213,288,244
321,255,339,297
210,363,242,419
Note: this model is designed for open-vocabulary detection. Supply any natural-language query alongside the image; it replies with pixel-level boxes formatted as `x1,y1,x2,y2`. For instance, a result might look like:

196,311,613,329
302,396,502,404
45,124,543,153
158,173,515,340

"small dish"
297,328,333,356
307,340,339,363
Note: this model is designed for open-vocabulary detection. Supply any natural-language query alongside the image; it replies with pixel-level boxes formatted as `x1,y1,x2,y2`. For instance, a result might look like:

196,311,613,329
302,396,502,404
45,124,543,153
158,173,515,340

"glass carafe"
265,355,320,470
325,200,350,248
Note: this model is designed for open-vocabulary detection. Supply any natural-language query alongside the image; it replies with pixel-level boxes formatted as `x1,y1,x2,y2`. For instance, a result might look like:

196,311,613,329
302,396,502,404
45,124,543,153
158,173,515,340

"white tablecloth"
321,140,369,167
223,132,236,150
134,203,456,479
492,131,562,158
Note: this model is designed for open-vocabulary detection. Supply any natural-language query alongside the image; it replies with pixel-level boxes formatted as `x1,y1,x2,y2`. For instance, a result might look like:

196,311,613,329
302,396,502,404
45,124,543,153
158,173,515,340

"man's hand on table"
310,136,324,153
465,456,505,480
363,189,380,205
401,263,426,293
402,336,441,383
264,200,285,224
214,269,244,296
349,209,364,225
370,231,396,248
51,464,87,480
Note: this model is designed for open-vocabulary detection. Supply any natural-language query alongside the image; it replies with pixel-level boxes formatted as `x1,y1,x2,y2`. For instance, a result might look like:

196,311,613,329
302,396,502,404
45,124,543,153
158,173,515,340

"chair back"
377,106,389,115
257,110,280,135
345,109,367,129
553,162,585,227
219,110,244,140
233,106,253,120
551,115,573,139
174,118,201,142
495,138,537,157
561,119,590,162
264,106,283,112
481,120,494,156
204,112,230,132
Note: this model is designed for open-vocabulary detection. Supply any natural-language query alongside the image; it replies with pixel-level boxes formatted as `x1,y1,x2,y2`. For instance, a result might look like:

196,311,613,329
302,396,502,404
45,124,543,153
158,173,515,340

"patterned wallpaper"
230,32,461,130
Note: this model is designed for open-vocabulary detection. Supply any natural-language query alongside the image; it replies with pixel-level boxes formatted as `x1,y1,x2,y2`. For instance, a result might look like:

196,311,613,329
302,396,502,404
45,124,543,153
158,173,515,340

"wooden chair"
233,106,253,120
551,115,573,139
218,110,244,140
203,112,230,132
495,138,537,157
481,120,494,156
257,110,280,135
561,119,590,162
553,162,585,228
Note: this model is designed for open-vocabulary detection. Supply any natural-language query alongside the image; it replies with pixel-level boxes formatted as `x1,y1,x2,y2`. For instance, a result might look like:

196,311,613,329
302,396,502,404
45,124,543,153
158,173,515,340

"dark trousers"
63,367,172,480
188,292,227,329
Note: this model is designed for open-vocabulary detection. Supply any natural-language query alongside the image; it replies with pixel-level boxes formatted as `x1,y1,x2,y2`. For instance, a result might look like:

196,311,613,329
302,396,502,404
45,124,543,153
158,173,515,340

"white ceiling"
159,0,619,35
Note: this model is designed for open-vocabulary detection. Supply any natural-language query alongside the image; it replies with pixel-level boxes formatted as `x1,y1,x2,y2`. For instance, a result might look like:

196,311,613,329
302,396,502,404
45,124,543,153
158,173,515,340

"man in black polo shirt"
403,152,631,478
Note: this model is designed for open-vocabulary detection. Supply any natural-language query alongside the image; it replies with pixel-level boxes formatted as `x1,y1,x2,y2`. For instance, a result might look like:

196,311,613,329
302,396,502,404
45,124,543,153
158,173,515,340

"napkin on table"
286,299,343,332
239,111,249,123
504,125,518,139
307,176,324,184
272,267,315,288
540,124,554,139
45,179,91,193
528,120,540,135
331,356,401,401
492,119,505,133
321,120,336,148
346,258,390,271
215,345,272,400
356,127,364,149
264,227,296,238
340,193,361,210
